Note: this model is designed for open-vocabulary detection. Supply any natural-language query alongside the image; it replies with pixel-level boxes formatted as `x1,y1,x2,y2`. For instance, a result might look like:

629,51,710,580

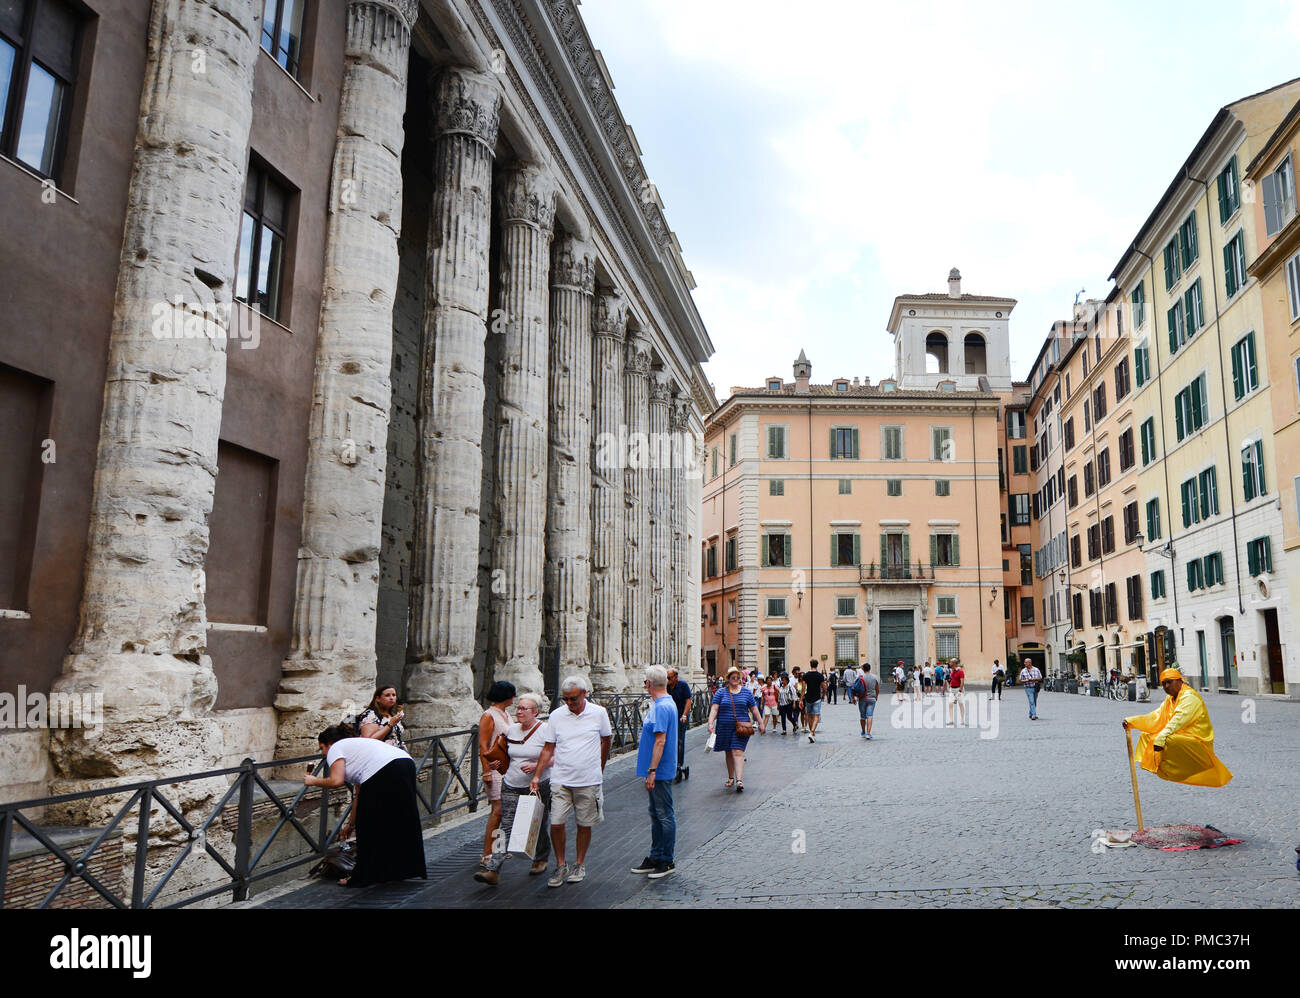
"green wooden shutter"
829,427,837,460
1217,172,1230,223
1181,482,1191,527
1256,440,1266,494
760,536,769,567
783,535,791,568
1168,306,1179,353
1247,540,1259,577
1186,560,1197,591
1264,537,1273,572
929,535,938,565
1247,333,1257,391
1174,392,1185,439
1164,243,1176,289
1243,446,1255,501
901,533,910,565
880,533,888,567
1223,242,1237,298
830,533,838,567
852,534,860,566
1231,342,1244,400
952,534,960,566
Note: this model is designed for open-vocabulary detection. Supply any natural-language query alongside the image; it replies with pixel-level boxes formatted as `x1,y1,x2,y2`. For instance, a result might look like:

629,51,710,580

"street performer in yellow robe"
1122,668,1232,787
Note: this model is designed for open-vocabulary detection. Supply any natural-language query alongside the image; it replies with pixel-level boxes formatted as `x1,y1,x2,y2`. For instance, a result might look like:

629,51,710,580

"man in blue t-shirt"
632,666,678,879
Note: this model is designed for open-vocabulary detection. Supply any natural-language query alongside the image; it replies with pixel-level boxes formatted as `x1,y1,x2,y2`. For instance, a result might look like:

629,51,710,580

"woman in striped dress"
707,665,764,792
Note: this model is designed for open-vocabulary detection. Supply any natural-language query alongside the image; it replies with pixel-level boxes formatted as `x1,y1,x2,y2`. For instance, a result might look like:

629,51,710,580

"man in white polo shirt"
530,675,612,887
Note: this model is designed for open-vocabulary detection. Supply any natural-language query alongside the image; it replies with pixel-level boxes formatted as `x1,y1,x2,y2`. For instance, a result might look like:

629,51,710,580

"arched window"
964,332,987,374
925,332,948,374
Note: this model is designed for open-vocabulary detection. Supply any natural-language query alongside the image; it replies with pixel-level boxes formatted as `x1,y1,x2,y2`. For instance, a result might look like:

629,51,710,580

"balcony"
859,562,935,583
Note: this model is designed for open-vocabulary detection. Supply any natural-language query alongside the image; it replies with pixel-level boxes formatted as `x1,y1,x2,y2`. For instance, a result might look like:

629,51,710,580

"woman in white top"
305,724,426,887
475,692,552,885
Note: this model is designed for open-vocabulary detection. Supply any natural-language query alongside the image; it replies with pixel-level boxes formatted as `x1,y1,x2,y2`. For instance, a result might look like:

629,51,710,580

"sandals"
724,778,735,788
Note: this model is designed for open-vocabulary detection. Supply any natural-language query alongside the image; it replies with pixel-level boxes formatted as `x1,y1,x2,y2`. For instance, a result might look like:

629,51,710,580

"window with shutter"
1217,156,1240,223
770,479,784,496
1287,251,1300,321
1199,467,1218,518
1179,213,1198,269
1147,498,1161,540
1131,284,1146,328
1164,239,1179,290
1184,281,1203,334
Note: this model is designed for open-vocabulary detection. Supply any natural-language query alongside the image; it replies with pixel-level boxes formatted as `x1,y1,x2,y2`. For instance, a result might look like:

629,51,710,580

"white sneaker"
566,863,586,883
548,864,568,888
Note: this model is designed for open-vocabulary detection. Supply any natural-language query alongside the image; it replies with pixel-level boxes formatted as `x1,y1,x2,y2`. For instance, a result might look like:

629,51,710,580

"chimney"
852,377,860,388
948,267,961,298
793,349,811,394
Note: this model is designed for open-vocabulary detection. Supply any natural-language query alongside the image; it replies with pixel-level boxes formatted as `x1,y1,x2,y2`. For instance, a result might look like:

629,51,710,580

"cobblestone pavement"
247,687,1299,909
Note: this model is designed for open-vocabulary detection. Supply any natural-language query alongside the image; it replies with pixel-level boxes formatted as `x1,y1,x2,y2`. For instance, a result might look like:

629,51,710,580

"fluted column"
487,165,557,697
275,0,419,759
622,333,651,686
589,291,629,692
51,0,262,785
544,235,596,678
670,394,692,675
648,370,673,668
404,68,502,732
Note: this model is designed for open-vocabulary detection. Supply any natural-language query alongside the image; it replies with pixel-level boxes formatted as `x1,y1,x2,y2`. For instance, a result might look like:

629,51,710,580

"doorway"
1263,608,1284,694
879,609,914,671
1196,631,1208,689
1218,617,1236,689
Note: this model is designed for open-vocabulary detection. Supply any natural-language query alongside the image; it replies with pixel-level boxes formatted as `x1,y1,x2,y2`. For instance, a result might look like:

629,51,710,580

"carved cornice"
432,67,502,151
624,333,651,376
498,163,557,231
541,0,671,248
352,0,420,31
648,371,674,406
593,290,628,340
551,234,595,293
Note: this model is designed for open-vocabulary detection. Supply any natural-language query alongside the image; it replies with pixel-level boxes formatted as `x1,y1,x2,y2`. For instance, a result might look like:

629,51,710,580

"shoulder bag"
729,689,755,738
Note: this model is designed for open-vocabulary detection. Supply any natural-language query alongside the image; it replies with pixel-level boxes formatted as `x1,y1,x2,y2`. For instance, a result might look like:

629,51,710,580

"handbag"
483,733,509,777
729,689,755,737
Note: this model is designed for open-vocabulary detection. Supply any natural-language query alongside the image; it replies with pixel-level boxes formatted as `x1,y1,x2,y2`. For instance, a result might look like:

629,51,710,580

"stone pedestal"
404,68,502,733
275,0,418,760
670,394,692,678
51,0,262,786
487,165,556,698
544,235,596,679
588,291,628,692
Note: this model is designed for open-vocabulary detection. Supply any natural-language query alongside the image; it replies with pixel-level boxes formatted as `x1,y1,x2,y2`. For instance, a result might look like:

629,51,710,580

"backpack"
851,674,868,698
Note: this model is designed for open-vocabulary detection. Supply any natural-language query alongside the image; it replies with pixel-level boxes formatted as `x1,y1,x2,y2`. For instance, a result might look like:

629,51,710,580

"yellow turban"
1159,668,1184,682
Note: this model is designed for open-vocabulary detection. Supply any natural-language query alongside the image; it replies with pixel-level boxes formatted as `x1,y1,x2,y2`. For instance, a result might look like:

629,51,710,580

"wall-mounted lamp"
989,586,998,606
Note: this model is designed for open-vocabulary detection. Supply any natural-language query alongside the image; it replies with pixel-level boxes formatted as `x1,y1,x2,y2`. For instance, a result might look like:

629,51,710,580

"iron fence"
0,727,483,910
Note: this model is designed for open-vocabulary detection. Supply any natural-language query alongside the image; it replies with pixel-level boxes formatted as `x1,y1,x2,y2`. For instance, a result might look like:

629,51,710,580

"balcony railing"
859,562,937,582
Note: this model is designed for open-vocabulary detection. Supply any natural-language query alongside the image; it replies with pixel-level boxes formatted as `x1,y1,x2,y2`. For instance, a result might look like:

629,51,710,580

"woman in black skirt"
306,724,427,887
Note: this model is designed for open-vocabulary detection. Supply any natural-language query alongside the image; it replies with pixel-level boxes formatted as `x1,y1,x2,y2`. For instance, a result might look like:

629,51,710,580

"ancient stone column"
622,332,651,687
50,0,262,786
544,235,596,680
275,0,419,760
404,68,502,732
589,291,629,692
487,165,557,697
670,394,693,676
648,370,673,668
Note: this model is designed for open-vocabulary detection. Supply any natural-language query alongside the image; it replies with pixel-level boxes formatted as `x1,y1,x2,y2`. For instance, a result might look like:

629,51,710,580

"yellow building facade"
1112,78,1300,694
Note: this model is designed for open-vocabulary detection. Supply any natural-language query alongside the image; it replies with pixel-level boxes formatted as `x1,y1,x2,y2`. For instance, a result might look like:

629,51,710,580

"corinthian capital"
670,392,693,431
552,234,595,294
649,370,674,406
624,333,652,376
353,0,420,31
593,290,628,341
498,164,557,232
432,67,502,150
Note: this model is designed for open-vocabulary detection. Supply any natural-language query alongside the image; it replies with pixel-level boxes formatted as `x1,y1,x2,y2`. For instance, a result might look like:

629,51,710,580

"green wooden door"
879,610,914,672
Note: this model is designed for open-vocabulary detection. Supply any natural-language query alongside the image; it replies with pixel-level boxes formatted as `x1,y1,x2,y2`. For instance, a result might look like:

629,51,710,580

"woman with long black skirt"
306,725,427,887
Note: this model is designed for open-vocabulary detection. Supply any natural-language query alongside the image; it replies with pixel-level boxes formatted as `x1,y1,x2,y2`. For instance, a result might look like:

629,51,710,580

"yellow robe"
1125,686,1232,787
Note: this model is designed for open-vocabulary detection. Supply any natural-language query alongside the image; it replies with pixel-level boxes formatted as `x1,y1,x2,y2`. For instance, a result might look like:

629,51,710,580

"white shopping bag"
507,793,544,857
706,732,717,751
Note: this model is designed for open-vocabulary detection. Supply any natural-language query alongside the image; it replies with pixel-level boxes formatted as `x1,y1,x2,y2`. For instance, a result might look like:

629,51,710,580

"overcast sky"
580,0,1300,397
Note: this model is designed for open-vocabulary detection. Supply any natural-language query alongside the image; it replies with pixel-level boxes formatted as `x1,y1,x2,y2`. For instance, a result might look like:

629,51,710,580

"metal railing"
859,562,936,582
0,728,483,910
